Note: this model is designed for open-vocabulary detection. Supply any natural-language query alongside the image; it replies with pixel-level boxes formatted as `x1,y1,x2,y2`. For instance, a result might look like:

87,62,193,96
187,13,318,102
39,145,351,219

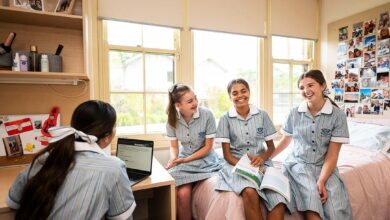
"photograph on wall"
364,51,376,67
336,59,346,70
344,92,359,103
376,71,389,88
384,88,389,99
379,11,389,29
335,88,344,102
371,89,384,99
370,99,384,115
2,135,23,157
347,58,362,69
339,26,348,41
364,19,376,36
378,27,390,40
364,35,376,51
345,103,356,117
377,56,390,73
353,22,363,38
345,82,360,92
335,70,346,79
346,68,359,82
331,79,344,89
360,67,376,78
378,39,390,56
337,42,347,59
384,100,390,112
361,77,376,88
360,88,371,103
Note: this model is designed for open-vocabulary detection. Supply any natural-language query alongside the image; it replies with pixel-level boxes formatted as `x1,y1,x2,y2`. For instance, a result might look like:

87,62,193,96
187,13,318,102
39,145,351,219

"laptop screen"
116,138,153,174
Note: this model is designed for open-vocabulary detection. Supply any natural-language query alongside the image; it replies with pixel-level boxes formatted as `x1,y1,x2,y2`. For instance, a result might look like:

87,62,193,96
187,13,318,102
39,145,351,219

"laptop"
116,138,154,186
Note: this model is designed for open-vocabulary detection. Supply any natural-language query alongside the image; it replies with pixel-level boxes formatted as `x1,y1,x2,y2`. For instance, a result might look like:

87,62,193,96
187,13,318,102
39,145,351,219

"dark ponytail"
298,69,339,108
15,100,116,220
167,84,192,128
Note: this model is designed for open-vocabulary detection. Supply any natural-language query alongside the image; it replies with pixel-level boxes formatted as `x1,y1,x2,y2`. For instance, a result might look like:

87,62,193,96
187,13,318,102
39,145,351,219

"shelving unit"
0,70,88,85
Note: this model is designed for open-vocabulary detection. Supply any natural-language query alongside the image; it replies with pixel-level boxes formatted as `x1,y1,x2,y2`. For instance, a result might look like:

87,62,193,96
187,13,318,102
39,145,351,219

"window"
104,20,179,134
272,36,314,125
193,30,260,119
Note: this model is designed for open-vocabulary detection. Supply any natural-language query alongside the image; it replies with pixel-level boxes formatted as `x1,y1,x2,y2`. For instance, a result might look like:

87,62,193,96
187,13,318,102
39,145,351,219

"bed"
191,119,390,220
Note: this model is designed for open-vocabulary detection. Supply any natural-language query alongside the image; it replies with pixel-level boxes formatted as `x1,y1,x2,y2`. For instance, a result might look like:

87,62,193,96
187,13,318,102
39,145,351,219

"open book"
232,154,290,202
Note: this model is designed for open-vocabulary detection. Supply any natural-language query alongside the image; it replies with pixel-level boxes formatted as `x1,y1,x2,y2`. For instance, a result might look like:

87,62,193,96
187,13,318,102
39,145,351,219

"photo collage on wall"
335,11,390,117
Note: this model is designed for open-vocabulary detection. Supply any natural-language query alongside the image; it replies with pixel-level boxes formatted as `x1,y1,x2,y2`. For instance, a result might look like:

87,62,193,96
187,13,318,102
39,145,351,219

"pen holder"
0,52,12,70
47,54,62,72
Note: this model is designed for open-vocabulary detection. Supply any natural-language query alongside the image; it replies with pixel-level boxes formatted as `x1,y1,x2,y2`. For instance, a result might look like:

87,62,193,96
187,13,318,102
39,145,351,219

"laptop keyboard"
127,172,146,182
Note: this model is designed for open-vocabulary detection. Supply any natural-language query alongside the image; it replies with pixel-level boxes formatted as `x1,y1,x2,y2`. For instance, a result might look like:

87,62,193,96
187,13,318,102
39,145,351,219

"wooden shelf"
0,6,82,30
0,70,89,85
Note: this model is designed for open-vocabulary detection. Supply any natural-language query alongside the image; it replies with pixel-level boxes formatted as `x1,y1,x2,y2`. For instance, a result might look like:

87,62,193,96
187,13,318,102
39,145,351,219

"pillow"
348,121,390,151
348,117,390,126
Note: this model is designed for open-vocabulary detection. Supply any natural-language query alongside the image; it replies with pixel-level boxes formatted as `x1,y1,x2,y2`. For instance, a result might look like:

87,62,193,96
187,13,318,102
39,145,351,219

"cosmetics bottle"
12,52,20,71
20,54,28,72
0,32,16,55
41,54,49,72
29,45,39,71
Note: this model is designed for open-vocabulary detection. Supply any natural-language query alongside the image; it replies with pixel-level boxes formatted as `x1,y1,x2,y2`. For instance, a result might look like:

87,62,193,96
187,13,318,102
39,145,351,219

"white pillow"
348,121,390,151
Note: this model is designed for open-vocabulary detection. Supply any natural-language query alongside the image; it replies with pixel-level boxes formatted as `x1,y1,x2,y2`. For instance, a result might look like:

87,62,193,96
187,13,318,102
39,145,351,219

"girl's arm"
222,142,239,166
250,140,277,166
317,141,342,203
271,135,292,158
165,140,179,169
173,138,214,164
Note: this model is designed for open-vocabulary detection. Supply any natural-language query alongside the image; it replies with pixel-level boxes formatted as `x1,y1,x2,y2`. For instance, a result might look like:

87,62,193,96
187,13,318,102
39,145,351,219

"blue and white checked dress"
281,99,352,220
7,142,136,220
215,105,287,211
166,106,222,186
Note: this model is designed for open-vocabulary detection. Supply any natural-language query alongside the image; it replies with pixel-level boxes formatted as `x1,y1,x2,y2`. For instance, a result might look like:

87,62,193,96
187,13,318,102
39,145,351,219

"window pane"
273,94,291,125
292,93,303,107
111,94,144,134
146,94,169,133
292,64,308,93
272,36,289,59
290,38,304,60
145,54,175,92
143,26,176,50
109,51,143,92
107,21,142,46
194,30,259,118
273,63,290,93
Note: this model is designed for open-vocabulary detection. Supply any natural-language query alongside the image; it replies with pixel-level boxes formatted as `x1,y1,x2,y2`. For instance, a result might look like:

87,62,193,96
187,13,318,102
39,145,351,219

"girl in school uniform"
7,100,136,220
273,70,352,220
165,83,222,220
215,78,286,220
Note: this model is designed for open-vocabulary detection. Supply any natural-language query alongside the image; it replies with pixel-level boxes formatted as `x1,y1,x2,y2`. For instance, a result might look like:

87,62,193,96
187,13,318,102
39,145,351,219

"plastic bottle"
20,54,28,72
12,52,20,71
40,54,49,72
29,45,39,71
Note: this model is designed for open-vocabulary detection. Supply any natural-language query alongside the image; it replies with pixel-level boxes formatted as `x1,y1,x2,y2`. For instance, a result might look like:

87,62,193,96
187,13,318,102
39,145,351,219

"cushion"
348,121,390,151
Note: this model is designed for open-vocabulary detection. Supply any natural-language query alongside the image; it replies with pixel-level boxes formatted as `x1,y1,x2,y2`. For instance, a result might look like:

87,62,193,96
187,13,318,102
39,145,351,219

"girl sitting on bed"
273,70,352,220
215,78,286,220
165,83,222,220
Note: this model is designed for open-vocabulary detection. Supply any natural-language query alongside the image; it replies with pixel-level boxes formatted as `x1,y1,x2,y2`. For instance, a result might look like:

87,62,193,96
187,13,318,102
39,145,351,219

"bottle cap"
30,45,37,52
42,54,48,59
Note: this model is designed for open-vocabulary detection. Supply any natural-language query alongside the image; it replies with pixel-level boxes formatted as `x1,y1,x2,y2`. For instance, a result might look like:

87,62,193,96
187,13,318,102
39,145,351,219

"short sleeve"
165,123,177,140
262,111,278,141
106,163,136,220
215,114,230,143
330,110,349,144
7,166,31,209
205,110,216,138
281,109,294,136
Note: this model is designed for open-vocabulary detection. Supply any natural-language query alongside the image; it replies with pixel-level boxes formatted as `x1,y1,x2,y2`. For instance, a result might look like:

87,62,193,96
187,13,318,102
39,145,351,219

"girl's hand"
317,180,328,204
172,157,188,165
165,157,178,169
248,154,265,167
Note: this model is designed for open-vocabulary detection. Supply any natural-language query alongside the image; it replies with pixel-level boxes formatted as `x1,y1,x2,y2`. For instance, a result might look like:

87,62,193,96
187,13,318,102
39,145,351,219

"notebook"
116,138,154,186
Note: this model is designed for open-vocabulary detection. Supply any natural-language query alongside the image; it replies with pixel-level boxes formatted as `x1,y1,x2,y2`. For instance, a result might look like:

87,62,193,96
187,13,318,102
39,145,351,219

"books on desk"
232,154,290,202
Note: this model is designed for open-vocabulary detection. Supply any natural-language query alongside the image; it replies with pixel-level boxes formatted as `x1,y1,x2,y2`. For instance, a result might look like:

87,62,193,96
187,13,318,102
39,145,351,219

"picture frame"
10,0,44,11
54,0,75,14
2,135,23,157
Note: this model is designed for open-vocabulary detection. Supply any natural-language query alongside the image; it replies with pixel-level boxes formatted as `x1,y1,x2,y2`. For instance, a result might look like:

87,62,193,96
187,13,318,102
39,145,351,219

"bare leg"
267,203,285,220
304,211,322,220
176,183,193,220
241,187,264,220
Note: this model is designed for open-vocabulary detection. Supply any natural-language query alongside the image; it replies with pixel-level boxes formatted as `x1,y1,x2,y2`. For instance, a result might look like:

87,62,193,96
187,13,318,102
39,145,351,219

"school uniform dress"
281,99,352,220
7,142,136,220
166,106,222,186
215,105,287,211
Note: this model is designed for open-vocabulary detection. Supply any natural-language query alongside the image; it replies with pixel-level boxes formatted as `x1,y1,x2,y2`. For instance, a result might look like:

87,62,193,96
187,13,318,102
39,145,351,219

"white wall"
320,0,389,77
